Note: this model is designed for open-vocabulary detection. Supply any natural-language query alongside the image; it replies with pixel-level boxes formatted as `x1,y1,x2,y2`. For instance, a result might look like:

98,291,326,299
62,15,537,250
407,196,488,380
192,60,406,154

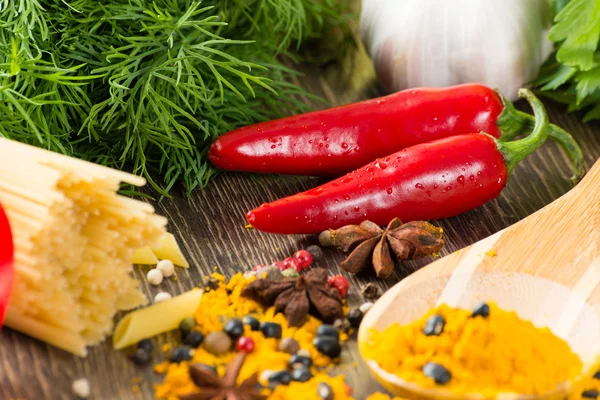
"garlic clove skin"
360,0,554,101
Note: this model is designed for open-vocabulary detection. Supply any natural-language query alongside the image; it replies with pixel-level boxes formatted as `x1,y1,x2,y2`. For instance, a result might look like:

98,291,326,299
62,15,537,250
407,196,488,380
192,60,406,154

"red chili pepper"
246,90,551,235
209,84,583,183
0,203,14,326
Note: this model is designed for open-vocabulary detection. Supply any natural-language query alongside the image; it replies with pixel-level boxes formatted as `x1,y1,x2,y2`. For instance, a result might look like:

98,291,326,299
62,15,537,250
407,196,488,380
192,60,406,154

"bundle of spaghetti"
0,138,167,356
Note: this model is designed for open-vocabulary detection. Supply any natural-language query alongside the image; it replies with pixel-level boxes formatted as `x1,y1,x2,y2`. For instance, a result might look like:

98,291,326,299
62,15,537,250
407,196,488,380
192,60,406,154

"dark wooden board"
1,61,599,400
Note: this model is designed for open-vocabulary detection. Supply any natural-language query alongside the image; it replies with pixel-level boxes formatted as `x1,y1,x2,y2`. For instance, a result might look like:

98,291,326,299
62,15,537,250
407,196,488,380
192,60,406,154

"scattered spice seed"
269,370,293,386
182,331,204,348
361,283,382,300
130,348,152,366
147,269,163,286
472,303,491,318
347,309,363,328
156,259,175,277
313,336,341,358
179,317,196,336
281,268,300,278
293,249,313,269
224,318,245,340
278,337,300,355
328,275,350,298
242,315,261,331
72,378,91,399
317,382,334,400
259,265,284,281
260,322,283,339
236,336,256,353
316,325,339,340
423,362,452,385
203,331,232,355
153,292,172,303
170,346,193,363
423,315,445,336
283,257,303,272
582,390,599,399
137,339,154,352
292,367,313,382
306,245,325,261
289,354,312,369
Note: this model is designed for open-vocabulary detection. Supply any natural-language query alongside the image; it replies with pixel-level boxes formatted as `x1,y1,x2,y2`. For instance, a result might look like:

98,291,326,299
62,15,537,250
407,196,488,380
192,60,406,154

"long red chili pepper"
0,203,14,326
209,84,584,183
246,89,552,235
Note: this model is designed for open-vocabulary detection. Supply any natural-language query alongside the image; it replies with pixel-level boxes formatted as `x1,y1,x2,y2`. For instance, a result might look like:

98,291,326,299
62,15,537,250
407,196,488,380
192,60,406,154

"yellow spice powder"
362,303,583,397
154,273,348,399
269,374,352,400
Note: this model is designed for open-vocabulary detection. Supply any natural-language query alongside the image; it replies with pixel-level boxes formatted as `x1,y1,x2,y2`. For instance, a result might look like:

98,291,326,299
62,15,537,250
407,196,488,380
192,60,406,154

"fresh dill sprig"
0,0,353,195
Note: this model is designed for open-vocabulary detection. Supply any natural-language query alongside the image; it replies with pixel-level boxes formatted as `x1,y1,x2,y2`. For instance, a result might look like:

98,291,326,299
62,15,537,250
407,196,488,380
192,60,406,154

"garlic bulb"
360,0,554,100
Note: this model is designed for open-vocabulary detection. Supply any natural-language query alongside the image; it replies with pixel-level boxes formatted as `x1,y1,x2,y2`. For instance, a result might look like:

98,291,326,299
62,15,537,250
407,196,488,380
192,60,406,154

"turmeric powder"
362,303,584,398
367,370,600,400
154,273,353,400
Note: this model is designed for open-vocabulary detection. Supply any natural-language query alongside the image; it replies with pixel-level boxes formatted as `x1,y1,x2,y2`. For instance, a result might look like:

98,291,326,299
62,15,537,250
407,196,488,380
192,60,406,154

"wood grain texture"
1,62,600,400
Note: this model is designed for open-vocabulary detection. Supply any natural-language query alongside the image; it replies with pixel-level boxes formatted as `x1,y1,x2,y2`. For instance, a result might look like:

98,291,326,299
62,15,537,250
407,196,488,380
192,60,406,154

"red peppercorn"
282,257,302,272
328,275,350,297
293,249,313,269
272,261,287,271
252,264,265,272
236,336,255,353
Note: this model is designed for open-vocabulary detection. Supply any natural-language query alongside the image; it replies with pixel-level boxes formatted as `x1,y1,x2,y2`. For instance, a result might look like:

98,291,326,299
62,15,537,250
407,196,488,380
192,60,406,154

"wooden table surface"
1,57,600,400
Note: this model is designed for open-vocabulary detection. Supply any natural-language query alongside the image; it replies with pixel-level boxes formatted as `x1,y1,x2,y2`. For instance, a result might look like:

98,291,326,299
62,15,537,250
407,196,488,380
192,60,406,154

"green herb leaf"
0,0,353,195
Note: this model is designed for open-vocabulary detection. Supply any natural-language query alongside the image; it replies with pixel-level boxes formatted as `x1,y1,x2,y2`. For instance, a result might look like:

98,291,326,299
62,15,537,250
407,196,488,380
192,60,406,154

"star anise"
241,268,343,327
320,218,444,279
180,353,264,400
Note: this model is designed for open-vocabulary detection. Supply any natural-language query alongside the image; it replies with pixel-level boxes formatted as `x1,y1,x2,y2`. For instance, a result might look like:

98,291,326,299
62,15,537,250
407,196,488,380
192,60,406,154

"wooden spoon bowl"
358,160,600,400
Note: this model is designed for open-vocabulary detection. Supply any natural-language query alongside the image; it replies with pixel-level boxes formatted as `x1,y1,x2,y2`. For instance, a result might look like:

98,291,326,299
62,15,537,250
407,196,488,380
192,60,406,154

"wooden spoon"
358,159,600,400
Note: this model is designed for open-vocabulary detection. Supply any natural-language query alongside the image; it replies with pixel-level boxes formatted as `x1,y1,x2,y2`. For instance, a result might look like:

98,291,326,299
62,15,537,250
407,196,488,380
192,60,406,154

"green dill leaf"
0,0,354,194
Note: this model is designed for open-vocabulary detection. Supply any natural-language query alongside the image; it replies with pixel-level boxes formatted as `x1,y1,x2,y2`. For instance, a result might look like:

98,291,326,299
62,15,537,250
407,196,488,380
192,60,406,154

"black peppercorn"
316,324,339,340
423,362,451,385
423,315,445,336
268,370,292,386
471,302,490,318
582,389,599,399
130,348,152,366
313,336,341,358
291,367,313,382
170,346,193,363
183,330,205,348
136,338,154,352
224,318,245,340
289,354,312,369
242,315,260,331
260,322,282,339
347,308,363,328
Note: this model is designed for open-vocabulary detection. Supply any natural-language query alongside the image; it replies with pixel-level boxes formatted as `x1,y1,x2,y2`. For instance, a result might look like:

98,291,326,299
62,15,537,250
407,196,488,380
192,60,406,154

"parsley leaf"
535,0,600,122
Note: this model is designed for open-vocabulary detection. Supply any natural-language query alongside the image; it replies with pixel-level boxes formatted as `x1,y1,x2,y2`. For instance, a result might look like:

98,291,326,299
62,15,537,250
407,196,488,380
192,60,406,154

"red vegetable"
209,84,583,183
0,203,13,326
246,90,551,235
